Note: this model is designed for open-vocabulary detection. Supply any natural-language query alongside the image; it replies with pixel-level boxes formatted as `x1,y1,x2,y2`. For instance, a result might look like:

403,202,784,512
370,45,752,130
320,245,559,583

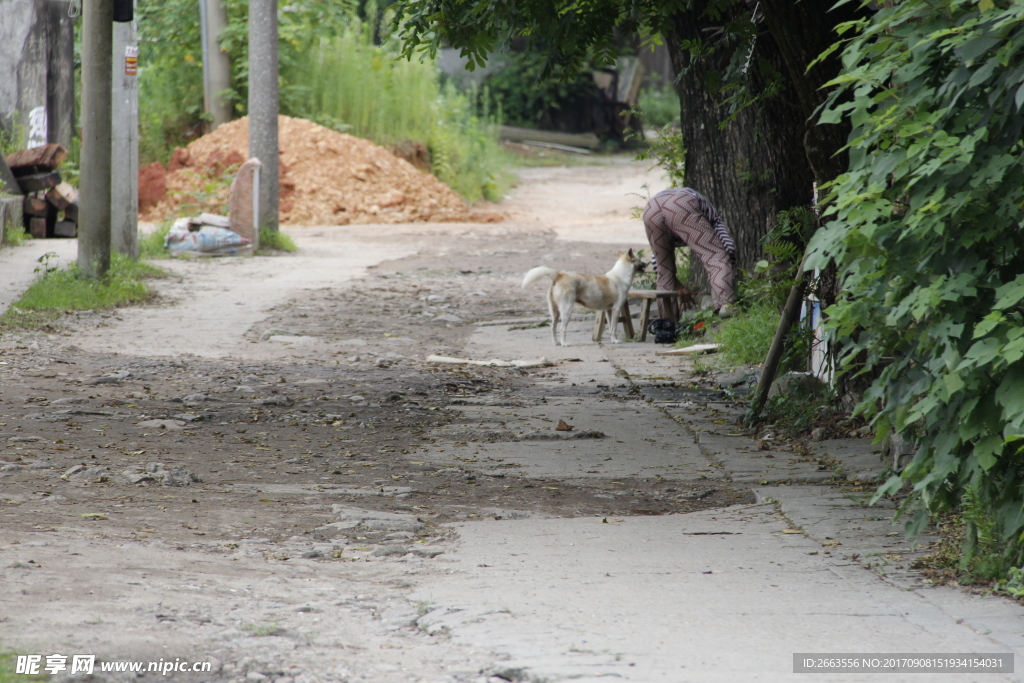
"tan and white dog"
522,250,645,346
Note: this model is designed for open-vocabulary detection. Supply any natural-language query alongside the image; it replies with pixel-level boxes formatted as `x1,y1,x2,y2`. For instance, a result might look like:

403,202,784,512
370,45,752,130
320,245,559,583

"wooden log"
499,126,601,151
23,195,49,216
64,200,79,223
29,216,47,238
655,343,719,356
46,181,79,210
45,202,58,237
5,144,68,176
16,171,62,194
53,220,77,238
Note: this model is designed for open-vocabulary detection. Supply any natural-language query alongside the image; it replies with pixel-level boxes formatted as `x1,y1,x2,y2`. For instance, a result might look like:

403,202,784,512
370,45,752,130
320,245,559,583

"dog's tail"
522,266,559,289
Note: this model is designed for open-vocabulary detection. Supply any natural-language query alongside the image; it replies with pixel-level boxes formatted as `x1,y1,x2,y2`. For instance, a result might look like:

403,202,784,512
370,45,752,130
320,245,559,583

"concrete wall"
0,0,75,149
0,195,24,245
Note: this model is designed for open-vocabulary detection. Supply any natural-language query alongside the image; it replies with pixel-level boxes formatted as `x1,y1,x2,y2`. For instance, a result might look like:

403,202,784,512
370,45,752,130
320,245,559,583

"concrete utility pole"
199,0,233,131
248,0,279,235
80,0,114,277
111,12,139,258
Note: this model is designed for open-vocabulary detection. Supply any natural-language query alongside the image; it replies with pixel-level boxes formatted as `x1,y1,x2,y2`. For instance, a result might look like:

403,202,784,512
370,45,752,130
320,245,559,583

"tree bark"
758,0,867,187
665,9,813,295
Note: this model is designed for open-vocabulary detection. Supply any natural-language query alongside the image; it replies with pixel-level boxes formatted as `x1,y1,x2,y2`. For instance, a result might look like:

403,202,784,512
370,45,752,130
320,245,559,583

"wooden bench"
592,290,680,342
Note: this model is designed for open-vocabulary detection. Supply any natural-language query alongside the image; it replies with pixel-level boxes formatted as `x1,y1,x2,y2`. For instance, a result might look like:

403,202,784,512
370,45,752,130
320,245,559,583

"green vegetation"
136,1,510,203
760,386,836,440
481,49,598,131
258,227,297,253
1,253,165,330
713,205,816,369
632,247,689,290
3,220,28,246
633,127,685,188
638,82,680,128
284,21,439,148
0,650,44,683
807,2,1024,575
285,22,510,203
138,223,172,259
715,303,778,366
742,206,817,310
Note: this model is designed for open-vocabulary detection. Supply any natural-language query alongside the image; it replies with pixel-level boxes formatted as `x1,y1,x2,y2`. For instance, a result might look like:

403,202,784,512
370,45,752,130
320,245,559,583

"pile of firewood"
2,144,78,238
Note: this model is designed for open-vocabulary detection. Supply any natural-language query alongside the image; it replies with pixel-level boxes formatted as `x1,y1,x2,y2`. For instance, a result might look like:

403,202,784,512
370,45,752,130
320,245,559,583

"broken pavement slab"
424,395,713,482
412,507,1021,682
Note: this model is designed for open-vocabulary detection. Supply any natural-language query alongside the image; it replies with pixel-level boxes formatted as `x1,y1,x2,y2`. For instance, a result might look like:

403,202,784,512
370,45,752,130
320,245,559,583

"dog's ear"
627,248,634,258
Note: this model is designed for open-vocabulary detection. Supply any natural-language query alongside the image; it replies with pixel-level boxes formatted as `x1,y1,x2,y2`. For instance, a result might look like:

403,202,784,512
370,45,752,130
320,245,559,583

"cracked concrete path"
410,311,1024,681
2,157,1023,683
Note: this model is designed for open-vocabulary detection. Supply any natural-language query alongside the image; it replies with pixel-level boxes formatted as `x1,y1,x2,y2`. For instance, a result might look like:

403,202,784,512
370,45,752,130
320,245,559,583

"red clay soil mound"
140,115,478,225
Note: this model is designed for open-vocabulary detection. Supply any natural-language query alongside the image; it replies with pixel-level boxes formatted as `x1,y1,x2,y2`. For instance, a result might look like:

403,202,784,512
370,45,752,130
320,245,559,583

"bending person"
642,187,736,321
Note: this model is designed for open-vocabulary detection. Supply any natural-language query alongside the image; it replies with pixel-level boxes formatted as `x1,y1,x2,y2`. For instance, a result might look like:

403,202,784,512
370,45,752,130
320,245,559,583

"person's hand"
675,286,696,311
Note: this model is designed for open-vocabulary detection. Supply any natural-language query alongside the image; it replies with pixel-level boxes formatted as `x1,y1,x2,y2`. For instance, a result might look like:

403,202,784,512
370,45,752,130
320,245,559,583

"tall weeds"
283,20,509,202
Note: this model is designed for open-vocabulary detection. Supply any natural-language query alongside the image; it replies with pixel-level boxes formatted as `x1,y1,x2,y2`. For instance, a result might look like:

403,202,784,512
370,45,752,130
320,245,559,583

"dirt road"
2,157,1022,683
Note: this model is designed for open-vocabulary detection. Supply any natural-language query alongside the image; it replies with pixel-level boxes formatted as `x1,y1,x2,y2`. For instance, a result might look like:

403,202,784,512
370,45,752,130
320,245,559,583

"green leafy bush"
740,206,817,310
808,2,1024,564
638,82,680,128
481,49,599,131
715,302,778,365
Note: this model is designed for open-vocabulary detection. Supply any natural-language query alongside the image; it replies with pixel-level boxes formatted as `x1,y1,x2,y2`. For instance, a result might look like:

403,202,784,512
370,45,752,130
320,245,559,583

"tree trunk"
758,0,867,187
665,9,813,296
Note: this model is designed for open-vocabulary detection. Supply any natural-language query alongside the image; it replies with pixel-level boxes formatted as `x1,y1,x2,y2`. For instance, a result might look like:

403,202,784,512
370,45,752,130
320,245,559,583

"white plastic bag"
165,218,252,256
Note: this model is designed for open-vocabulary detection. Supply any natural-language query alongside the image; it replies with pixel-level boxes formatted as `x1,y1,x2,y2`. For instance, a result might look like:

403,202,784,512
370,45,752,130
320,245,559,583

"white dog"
522,250,645,346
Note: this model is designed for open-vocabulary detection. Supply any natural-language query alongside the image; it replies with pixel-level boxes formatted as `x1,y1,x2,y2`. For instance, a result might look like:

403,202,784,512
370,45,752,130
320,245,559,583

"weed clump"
1,253,165,330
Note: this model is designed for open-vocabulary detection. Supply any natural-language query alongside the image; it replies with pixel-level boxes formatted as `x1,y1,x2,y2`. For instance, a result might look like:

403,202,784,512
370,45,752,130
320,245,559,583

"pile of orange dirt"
140,115,501,225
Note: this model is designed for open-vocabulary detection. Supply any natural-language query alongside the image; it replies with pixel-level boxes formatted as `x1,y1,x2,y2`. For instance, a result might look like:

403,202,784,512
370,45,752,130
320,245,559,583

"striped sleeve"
687,189,736,256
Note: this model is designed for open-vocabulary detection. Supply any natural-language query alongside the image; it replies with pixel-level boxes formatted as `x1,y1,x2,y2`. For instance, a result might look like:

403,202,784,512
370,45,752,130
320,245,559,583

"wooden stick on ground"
746,260,810,425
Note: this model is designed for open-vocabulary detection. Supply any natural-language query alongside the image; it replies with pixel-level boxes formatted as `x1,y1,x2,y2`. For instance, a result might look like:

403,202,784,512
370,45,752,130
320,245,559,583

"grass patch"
3,219,29,246
139,223,172,259
509,320,549,330
1,253,165,330
715,303,779,365
0,650,45,683
258,228,297,253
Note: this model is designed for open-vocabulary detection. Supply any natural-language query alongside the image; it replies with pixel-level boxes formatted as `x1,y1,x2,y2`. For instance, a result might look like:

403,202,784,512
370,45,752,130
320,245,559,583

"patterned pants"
643,191,735,320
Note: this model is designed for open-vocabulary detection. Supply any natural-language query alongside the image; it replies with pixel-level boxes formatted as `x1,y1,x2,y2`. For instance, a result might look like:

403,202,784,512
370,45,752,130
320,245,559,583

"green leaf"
974,434,1003,471
993,274,1024,310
